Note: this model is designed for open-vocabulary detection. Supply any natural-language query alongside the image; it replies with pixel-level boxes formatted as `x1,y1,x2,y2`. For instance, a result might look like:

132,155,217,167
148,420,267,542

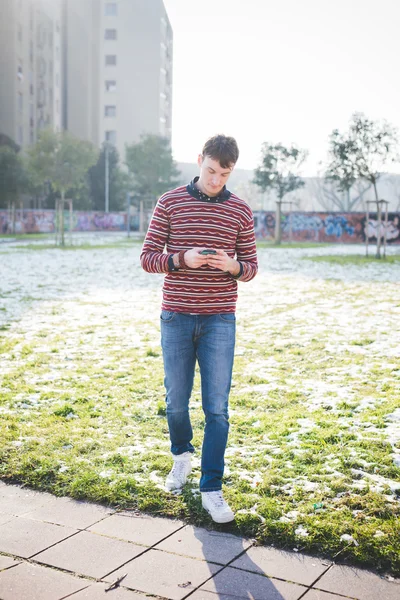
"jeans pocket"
218,313,236,322
160,310,176,322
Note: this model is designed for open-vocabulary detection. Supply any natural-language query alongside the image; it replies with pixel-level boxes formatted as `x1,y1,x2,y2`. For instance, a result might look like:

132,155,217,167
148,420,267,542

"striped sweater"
140,183,258,314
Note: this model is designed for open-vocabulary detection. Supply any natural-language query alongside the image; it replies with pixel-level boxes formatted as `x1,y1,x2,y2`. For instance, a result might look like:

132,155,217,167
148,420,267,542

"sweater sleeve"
235,207,258,282
140,198,171,274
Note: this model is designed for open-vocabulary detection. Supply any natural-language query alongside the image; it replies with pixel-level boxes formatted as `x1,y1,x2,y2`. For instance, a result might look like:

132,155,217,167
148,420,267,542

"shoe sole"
202,504,235,523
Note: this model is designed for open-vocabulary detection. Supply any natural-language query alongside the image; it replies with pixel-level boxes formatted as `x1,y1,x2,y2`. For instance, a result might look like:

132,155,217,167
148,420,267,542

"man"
140,134,258,523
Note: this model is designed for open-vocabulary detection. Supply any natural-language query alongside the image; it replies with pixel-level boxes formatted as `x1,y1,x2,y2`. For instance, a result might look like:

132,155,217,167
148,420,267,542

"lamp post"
105,142,109,213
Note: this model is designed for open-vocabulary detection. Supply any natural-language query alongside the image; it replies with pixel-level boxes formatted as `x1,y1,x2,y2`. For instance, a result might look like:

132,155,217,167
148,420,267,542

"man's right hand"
181,248,208,269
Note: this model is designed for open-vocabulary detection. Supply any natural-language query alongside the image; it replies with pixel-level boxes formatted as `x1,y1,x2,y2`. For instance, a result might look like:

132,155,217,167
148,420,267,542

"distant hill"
176,162,400,212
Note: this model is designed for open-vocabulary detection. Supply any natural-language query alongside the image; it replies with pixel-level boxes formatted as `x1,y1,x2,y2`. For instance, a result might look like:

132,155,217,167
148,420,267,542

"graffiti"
254,211,400,244
365,216,400,242
325,215,354,238
0,210,127,234
1,209,400,244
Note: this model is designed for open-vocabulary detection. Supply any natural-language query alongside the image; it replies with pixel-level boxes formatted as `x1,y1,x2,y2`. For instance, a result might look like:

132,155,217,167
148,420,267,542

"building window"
105,130,117,144
105,80,116,92
105,105,116,117
105,29,117,40
18,93,23,113
105,55,117,66
18,126,23,145
105,3,117,16
17,65,23,80
30,103,34,119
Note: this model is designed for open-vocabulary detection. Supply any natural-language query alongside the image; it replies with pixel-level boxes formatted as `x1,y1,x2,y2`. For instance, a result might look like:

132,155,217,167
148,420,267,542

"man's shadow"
192,525,290,599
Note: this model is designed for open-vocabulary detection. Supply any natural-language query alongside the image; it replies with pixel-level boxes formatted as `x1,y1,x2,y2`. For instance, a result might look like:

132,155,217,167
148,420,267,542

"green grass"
305,254,400,265
1,247,400,575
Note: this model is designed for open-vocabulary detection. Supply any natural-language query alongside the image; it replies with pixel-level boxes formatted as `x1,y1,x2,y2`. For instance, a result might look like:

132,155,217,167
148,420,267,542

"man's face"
197,155,234,197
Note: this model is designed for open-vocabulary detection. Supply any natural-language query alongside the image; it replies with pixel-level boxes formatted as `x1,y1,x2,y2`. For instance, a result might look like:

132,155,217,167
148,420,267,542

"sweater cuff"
230,261,243,279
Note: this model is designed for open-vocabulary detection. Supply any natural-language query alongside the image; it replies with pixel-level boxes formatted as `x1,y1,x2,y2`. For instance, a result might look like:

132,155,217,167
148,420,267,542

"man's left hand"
205,249,240,276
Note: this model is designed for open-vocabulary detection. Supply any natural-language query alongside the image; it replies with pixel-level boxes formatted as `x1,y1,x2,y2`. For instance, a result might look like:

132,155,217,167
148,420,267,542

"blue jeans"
160,311,236,491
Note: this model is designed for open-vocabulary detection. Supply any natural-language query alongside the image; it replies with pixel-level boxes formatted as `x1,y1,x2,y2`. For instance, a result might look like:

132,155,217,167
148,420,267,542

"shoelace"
170,461,188,482
209,492,226,508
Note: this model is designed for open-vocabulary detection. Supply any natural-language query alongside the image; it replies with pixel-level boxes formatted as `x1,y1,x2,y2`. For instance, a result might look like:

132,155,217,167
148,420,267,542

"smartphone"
200,250,217,255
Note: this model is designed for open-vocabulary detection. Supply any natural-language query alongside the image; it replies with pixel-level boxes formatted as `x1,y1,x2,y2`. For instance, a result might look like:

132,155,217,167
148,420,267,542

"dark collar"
186,176,231,203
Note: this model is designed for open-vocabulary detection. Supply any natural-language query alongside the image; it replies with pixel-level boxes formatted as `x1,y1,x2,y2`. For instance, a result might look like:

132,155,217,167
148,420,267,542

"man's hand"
205,249,240,275
183,248,209,269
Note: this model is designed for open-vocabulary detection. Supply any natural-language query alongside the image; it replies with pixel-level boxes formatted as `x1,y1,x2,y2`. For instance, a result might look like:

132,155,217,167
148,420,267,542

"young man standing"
140,135,258,523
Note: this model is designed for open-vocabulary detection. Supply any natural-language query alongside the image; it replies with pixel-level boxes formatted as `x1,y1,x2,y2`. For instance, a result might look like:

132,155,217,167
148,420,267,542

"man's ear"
197,154,203,168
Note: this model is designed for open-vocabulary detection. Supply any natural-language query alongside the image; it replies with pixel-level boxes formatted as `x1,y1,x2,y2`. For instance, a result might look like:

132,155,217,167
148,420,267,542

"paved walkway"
0,481,398,600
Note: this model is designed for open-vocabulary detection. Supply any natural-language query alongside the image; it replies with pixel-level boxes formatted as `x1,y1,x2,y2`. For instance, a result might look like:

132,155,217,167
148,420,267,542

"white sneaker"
165,452,192,491
201,491,235,523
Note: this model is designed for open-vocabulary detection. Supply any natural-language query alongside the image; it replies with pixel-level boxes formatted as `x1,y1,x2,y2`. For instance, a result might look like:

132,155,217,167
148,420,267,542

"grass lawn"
1,242,400,575
305,254,400,265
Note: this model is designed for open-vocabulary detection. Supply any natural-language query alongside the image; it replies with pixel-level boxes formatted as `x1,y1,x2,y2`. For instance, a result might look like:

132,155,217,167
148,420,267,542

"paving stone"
200,566,307,599
0,516,77,558
35,530,144,579
302,590,348,599
24,495,114,529
0,561,87,600
231,545,329,586
70,582,150,599
0,512,13,526
0,484,54,517
106,548,220,600
0,556,21,571
89,512,184,547
316,565,400,600
156,524,252,565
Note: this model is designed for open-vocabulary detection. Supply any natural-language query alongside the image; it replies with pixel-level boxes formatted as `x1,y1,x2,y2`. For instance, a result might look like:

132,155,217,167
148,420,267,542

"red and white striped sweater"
140,184,258,314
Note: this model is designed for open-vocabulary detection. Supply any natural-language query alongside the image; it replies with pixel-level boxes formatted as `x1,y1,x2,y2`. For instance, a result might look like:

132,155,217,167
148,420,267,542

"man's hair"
202,134,239,168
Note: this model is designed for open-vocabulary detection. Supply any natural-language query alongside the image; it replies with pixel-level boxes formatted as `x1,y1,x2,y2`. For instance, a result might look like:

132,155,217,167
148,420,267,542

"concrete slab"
34,530,145,579
302,590,349,600
0,512,13,526
231,545,329,586
69,582,150,599
199,566,308,600
0,556,22,571
0,516,77,558
316,565,400,600
0,484,54,517
0,561,87,600
24,496,113,529
106,548,220,600
89,512,184,547
156,524,252,564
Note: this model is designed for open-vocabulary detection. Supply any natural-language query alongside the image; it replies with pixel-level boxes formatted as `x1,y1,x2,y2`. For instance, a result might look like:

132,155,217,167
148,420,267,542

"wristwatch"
168,254,179,271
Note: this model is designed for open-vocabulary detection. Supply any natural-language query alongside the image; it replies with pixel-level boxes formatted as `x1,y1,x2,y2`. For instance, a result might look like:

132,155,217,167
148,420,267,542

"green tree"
0,132,20,152
253,143,308,243
0,146,30,211
125,134,180,200
88,143,131,212
325,112,399,257
28,129,97,244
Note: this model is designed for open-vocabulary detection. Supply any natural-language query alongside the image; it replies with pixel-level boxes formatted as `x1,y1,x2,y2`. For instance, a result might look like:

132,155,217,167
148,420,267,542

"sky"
162,0,400,176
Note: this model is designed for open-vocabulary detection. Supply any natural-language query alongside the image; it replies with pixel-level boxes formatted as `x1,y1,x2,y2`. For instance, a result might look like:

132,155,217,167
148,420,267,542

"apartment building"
0,0,63,147
63,0,173,159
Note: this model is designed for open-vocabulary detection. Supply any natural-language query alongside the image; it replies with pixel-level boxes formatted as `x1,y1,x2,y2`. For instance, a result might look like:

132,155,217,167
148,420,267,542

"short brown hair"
202,134,239,168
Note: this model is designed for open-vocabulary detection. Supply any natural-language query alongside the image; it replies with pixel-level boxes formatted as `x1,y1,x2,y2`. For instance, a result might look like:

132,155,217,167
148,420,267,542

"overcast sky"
163,0,400,175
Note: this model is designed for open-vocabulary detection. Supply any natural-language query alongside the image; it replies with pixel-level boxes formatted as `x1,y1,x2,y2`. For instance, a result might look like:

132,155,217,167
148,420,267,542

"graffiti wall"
253,211,400,244
1,209,399,244
0,210,127,234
